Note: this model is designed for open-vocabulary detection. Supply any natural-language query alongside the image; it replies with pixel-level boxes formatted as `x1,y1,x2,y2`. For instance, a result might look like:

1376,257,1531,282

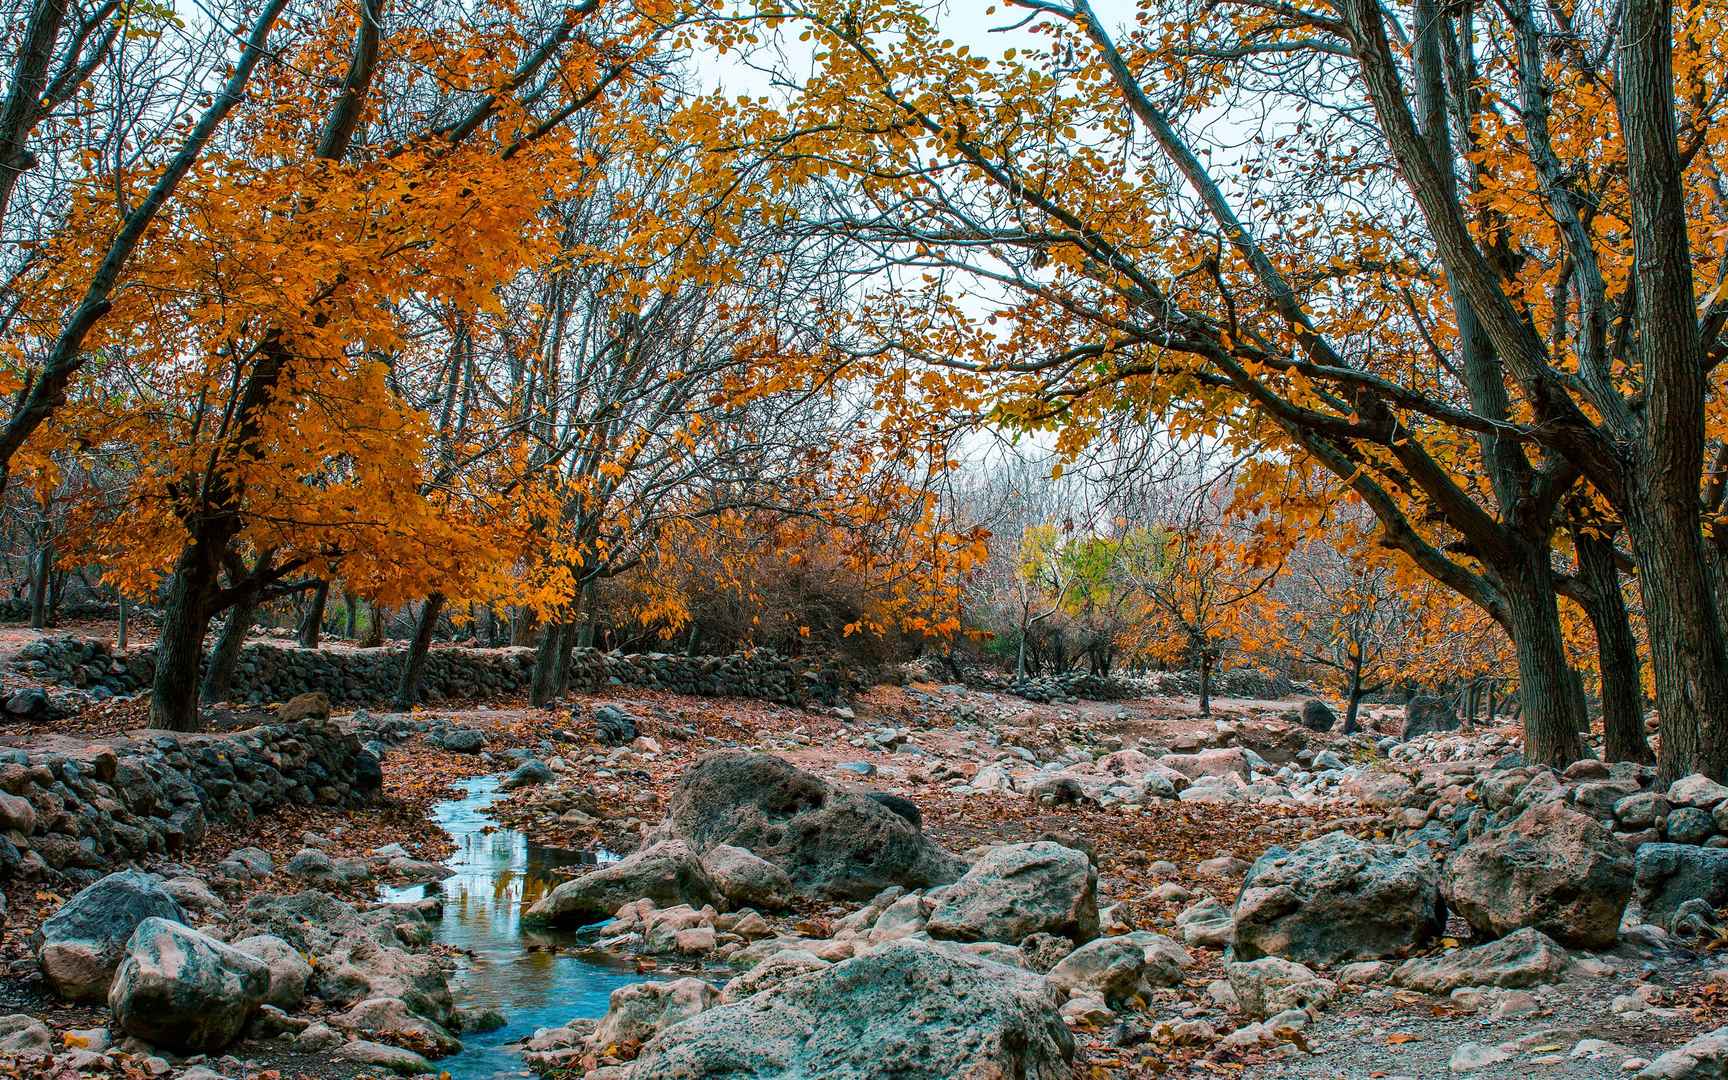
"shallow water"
380,775,645,1080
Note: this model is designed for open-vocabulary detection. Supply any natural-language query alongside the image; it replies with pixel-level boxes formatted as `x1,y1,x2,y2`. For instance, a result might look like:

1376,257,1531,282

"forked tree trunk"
394,592,444,709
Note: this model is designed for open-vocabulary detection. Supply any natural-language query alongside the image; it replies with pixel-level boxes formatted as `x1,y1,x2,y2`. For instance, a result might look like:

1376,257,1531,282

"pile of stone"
1004,670,1140,704
0,718,378,885
518,752,1195,1079
18,868,487,1076
9,636,848,708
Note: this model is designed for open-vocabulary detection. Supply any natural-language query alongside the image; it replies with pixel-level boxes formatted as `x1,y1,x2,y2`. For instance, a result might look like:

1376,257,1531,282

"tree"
692,0,1723,772
23,0,658,728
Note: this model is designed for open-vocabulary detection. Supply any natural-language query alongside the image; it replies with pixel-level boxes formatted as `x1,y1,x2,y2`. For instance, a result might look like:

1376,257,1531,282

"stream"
380,775,646,1080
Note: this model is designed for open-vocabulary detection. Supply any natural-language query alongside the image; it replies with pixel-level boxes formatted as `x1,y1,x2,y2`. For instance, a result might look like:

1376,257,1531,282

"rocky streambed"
384,774,646,1079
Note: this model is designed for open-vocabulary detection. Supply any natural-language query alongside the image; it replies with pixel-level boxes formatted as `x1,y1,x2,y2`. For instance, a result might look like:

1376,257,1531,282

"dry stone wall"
7,636,845,709
0,719,377,885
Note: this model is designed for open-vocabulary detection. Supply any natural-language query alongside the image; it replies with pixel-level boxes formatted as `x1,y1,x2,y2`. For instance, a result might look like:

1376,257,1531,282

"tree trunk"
150,549,220,731
530,622,570,706
394,592,445,709
1344,660,1364,735
202,593,258,704
116,594,129,652
1619,0,1728,781
1501,565,1586,768
1574,526,1652,763
27,540,49,629
344,590,358,638
1198,648,1213,717
1624,492,1728,780
360,600,385,647
297,579,329,648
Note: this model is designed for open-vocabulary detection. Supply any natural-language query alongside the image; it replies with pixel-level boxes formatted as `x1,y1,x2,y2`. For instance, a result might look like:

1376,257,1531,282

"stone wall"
0,718,377,884
7,636,846,709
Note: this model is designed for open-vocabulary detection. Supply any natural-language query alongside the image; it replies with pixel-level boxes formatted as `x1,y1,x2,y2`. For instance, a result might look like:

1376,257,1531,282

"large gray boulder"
926,841,1098,944
1392,928,1573,993
1402,695,1459,740
701,844,796,911
1446,800,1632,949
628,940,1073,1079
1230,832,1443,965
1299,699,1337,733
34,870,187,1002
108,917,270,1053
527,840,718,926
1638,1024,1728,1079
1635,843,1728,929
649,753,964,900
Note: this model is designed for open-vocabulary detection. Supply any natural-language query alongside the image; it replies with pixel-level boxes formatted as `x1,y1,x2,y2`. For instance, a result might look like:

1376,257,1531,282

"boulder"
593,704,640,746
701,844,796,911
336,1039,437,1074
34,869,187,1002
1638,1024,1728,1079
232,934,312,1010
926,841,1098,944
0,792,36,834
1225,957,1338,1018
437,728,487,753
500,758,554,790
1160,748,1250,781
0,1015,51,1054
336,996,461,1057
593,978,719,1051
527,840,718,925
1175,896,1234,948
1669,774,1728,810
1445,801,1632,949
1635,843,1728,928
1231,832,1444,964
277,691,331,722
649,753,964,900
108,917,270,1053
1299,699,1336,733
1045,933,1187,1005
1402,694,1459,740
628,940,1072,1079
722,949,829,1000
1391,928,1572,993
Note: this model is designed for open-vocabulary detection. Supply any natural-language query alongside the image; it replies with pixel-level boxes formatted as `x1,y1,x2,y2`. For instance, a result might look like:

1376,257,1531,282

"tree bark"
27,539,49,629
344,589,358,638
1197,647,1213,717
201,593,258,704
394,592,445,710
297,579,329,648
1573,526,1652,763
531,622,571,706
1619,0,1728,781
150,545,222,731
360,600,385,647
1501,562,1586,768
1344,663,1364,736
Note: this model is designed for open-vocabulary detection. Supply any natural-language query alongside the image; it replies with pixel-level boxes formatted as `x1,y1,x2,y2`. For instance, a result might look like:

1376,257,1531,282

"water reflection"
380,775,644,1080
